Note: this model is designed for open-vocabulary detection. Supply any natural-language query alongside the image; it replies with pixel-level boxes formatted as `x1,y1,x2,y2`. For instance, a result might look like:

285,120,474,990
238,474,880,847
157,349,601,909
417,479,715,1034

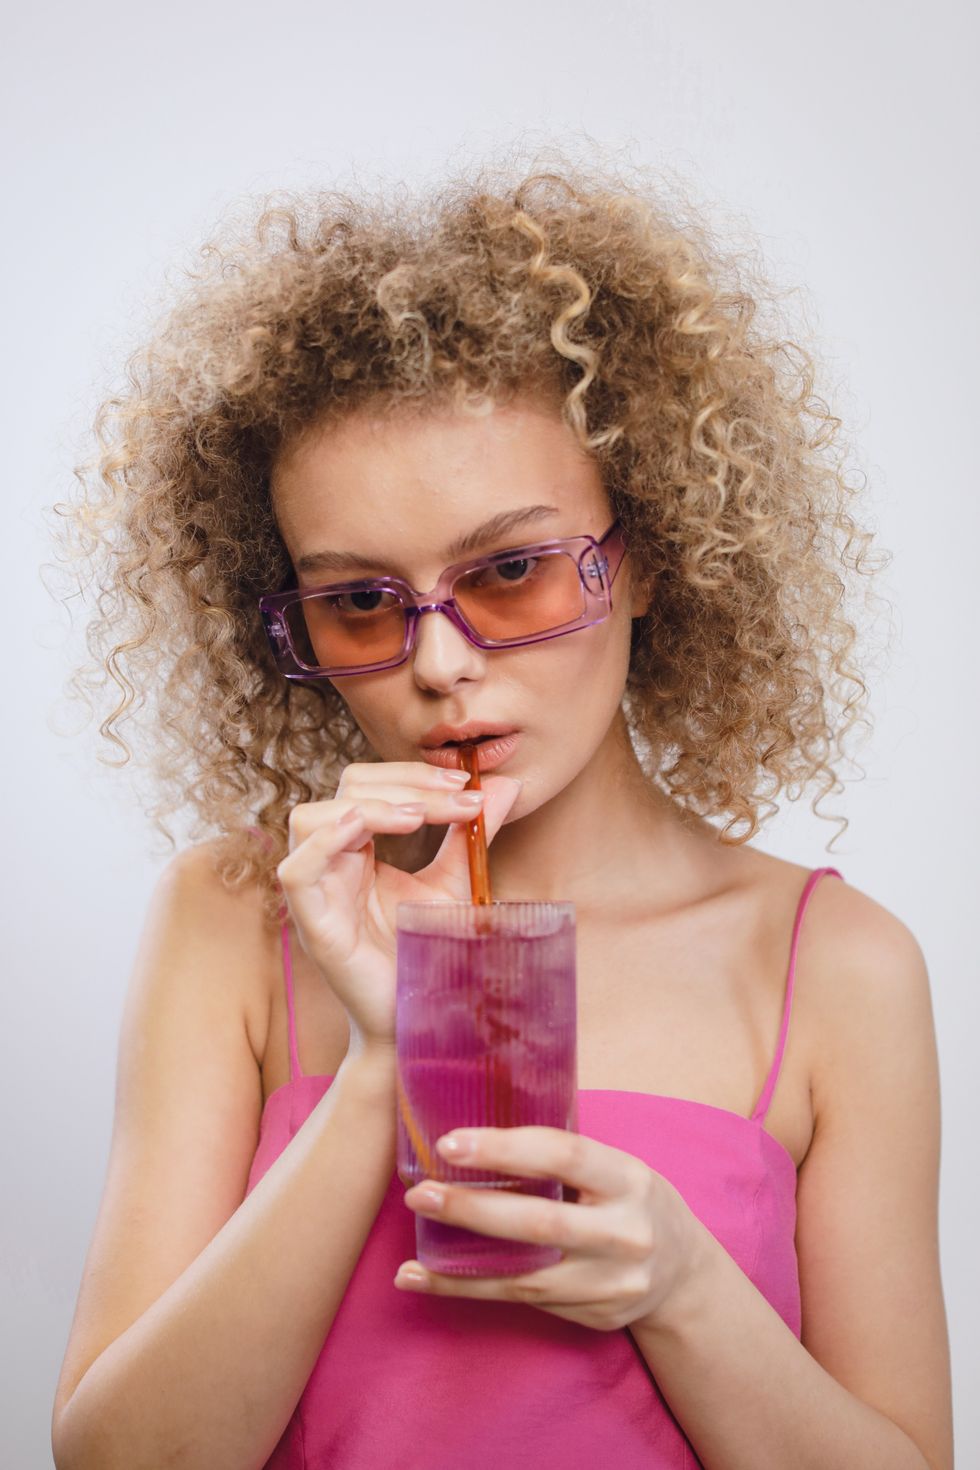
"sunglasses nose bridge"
399,593,487,670
405,596,475,644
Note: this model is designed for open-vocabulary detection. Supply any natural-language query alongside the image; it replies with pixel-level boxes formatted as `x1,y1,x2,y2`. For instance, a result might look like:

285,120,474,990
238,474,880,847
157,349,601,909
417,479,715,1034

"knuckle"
592,1220,621,1254
528,1210,559,1247
620,1223,655,1262
627,1263,653,1298
512,1277,549,1305
565,1132,589,1175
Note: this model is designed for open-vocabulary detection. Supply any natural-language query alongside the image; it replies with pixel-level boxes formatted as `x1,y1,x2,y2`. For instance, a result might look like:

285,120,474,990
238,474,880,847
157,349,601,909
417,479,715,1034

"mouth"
419,721,520,749
419,730,521,772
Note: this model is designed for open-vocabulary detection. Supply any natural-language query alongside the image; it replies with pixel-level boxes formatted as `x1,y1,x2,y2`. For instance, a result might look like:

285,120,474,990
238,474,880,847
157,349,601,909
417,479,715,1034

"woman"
50,159,952,1468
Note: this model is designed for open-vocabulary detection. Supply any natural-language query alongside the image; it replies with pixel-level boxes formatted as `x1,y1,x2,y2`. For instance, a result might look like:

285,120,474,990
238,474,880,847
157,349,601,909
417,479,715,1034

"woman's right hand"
275,763,523,1057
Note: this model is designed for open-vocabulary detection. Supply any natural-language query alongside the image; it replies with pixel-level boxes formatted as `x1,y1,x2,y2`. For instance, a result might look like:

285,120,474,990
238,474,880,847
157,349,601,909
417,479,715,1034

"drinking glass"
396,901,577,1276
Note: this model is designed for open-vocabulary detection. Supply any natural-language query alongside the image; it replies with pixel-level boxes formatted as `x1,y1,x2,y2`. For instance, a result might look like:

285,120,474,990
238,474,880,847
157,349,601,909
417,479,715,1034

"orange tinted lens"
285,588,406,669
454,550,585,640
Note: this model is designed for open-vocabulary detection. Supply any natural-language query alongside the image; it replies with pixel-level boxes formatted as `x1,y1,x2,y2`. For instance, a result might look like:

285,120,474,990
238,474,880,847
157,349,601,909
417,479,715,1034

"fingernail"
455,791,485,806
413,1184,445,1210
437,770,471,785
437,1132,474,1160
395,1265,427,1287
396,803,426,816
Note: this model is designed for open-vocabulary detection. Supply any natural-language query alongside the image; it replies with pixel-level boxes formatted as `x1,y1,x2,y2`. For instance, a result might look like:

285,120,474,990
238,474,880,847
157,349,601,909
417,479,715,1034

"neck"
487,708,706,917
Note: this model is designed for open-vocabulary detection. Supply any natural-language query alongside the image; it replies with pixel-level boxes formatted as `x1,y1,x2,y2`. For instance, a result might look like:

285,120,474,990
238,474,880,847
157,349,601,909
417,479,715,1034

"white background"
3,1,977,1463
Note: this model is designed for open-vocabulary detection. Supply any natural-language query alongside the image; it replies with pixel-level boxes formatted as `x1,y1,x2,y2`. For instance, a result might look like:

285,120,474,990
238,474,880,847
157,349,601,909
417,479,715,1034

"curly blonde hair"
47,147,883,926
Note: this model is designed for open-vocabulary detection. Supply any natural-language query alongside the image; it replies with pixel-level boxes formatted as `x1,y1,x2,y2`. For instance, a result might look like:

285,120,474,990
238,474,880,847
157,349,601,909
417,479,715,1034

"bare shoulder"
780,868,936,1105
166,839,352,1092
154,838,280,1069
794,864,927,975
716,846,937,1153
734,846,932,1043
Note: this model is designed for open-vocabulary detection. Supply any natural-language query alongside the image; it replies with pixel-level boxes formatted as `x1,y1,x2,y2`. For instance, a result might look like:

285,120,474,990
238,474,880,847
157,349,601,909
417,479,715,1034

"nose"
410,605,487,693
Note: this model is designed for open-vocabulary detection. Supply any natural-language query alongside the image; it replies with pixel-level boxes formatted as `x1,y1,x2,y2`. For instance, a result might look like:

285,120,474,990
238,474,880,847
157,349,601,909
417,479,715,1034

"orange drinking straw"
396,1064,439,1179
460,742,492,906
396,741,493,1182
461,743,494,940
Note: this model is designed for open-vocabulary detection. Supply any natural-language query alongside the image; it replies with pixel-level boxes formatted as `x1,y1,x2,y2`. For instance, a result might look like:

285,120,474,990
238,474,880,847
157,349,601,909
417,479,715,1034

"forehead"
270,399,609,575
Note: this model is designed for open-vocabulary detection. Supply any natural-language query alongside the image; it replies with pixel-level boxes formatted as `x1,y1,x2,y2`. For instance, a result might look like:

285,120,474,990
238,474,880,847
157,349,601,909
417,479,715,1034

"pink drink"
396,901,577,1276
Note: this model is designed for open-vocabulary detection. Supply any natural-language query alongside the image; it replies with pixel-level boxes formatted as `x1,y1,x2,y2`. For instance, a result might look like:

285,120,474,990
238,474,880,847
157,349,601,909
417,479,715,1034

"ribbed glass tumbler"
395,900,577,1277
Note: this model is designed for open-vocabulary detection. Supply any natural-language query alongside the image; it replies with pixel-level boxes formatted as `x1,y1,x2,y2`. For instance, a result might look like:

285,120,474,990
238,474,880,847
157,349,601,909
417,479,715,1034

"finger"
394,1254,604,1308
433,1126,642,1198
280,799,425,877
404,1178,597,1254
339,784,489,825
340,761,474,790
287,789,483,845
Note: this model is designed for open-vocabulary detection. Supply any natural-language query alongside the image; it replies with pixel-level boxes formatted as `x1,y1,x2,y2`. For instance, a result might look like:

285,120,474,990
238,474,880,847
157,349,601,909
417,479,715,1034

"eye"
323,587,399,615
496,557,532,582
470,555,540,588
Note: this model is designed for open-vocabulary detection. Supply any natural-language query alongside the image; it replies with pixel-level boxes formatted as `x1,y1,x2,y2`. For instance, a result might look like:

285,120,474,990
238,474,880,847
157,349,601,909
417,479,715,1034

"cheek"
537,616,630,691
510,619,631,731
327,678,399,752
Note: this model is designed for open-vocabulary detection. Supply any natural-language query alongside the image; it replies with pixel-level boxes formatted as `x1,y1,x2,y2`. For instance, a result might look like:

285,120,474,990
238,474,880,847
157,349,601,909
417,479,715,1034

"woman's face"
270,397,649,819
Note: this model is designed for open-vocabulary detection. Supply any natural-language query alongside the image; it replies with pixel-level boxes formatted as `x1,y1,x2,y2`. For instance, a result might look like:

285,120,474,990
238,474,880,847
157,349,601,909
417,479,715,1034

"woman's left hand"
397,1126,705,1333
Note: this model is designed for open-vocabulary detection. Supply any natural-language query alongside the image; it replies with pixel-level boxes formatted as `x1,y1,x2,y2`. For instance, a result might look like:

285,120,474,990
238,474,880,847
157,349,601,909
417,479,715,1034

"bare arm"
629,882,953,1470
51,845,397,1470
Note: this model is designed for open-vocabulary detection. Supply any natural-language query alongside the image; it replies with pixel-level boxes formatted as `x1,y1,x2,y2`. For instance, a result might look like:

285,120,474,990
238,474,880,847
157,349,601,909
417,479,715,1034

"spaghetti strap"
247,826,303,1084
750,866,844,1124
279,917,303,1083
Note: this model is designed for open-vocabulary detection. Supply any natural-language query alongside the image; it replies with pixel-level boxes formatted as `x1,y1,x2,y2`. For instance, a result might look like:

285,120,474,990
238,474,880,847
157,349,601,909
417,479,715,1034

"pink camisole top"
245,865,843,1469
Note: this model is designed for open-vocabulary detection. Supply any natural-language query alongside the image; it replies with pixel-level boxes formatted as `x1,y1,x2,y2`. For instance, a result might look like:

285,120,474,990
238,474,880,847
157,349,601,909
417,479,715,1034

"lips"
419,721,520,749
419,732,521,772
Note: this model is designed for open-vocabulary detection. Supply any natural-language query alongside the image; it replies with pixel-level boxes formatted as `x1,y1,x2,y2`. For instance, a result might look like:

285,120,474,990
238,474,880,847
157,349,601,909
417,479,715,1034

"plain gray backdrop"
3,1,977,1464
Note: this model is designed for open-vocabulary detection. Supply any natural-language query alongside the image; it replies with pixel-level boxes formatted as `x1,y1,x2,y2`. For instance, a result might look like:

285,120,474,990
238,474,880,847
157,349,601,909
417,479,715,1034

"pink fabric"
246,863,843,1468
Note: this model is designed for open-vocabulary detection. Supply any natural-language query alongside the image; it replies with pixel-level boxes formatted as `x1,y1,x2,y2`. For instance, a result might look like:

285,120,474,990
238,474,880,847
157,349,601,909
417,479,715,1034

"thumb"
424,775,523,899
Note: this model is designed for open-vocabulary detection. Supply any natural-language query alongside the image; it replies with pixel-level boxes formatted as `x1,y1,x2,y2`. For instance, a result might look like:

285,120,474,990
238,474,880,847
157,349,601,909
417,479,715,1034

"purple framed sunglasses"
259,519,627,679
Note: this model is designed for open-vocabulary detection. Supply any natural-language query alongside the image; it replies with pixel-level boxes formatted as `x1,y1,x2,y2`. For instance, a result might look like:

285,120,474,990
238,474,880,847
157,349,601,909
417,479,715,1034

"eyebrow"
294,504,563,579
